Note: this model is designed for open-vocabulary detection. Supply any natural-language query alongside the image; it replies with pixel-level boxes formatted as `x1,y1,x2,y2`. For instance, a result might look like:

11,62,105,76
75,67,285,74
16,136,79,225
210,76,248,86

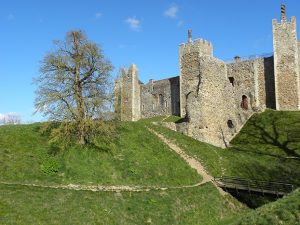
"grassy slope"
0,122,200,186
0,183,245,225
151,110,300,185
2,110,297,224
0,120,246,224
227,189,300,225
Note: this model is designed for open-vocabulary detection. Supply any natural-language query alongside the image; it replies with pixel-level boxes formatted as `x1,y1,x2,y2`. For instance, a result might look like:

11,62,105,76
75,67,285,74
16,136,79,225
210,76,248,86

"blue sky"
0,0,299,122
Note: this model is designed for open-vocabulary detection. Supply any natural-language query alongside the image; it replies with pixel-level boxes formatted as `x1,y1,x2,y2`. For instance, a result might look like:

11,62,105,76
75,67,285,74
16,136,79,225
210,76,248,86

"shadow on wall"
170,77,180,116
264,57,276,109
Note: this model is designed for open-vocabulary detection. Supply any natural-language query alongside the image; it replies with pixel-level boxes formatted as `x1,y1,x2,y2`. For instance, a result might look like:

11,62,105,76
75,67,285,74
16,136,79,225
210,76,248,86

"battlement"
179,38,213,57
179,30,213,57
272,3,296,26
272,16,296,27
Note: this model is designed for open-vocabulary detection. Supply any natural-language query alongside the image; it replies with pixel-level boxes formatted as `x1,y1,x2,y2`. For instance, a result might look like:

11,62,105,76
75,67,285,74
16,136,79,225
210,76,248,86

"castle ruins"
115,4,300,148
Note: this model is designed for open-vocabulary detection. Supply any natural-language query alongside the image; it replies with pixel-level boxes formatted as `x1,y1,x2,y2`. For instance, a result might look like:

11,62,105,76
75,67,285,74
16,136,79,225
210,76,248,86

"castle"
115,4,300,148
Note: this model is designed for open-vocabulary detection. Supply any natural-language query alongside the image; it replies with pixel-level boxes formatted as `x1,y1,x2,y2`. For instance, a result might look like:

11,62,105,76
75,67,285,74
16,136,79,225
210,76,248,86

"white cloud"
125,17,141,31
95,12,102,18
164,4,179,18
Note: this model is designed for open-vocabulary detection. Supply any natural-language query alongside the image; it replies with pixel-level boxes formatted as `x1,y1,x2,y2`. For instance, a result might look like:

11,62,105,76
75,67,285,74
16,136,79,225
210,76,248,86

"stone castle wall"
182,55,238,147
114,65,141,121
129,65,141,121
115,4,299,148
119,68,133,121
179,39,213,117
299,40,300,68
227,60,257,111
256,57,276,109
226,57,275,111
141,77,180,118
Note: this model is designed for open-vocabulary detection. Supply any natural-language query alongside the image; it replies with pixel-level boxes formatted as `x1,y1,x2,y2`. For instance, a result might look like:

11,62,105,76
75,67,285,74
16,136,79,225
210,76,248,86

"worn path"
0,181,205,193
147,127,226,195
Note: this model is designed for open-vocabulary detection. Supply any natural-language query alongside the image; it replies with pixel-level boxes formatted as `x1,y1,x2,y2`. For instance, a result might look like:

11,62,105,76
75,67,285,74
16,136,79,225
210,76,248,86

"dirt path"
148,127,226,195
0,181,205,193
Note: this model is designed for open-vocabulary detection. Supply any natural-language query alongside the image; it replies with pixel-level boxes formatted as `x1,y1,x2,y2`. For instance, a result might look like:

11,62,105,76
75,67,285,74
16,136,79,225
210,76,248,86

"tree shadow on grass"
224,149,300,186
225,112,300,188
231,113,300,159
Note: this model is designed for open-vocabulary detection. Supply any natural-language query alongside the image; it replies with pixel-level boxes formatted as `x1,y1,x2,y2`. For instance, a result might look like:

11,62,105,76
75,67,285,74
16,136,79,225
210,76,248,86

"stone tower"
179,30,213,118
272,4,300,110
115,64,141,121
179,30,239,148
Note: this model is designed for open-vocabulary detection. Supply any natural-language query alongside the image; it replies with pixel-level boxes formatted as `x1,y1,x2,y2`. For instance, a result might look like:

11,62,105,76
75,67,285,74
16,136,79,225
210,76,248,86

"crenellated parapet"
179,38,213,58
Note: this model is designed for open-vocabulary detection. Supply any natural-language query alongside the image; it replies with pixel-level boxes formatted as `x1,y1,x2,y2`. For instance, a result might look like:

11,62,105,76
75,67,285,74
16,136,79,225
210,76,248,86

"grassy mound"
0,122,200,186
1,110,298,224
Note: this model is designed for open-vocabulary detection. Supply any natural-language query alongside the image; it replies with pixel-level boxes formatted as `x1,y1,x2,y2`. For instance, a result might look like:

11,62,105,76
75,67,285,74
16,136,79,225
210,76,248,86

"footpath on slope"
147,127,226,196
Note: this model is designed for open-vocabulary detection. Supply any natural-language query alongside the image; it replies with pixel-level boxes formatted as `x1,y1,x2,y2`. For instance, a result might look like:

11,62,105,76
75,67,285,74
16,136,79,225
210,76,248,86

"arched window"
241,95,248,110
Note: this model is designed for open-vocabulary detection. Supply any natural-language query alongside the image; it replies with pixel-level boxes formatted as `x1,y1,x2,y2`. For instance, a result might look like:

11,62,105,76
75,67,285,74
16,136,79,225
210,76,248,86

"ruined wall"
272,16,300,110
181,54,239,147
299,41,300,85
226,57,275,112
115,65,141,121
141,77,180,118
119,68,132,121
227,60,257,113
129,65,141,121
179,37,243,147
256,57,276,109
115,4,300,149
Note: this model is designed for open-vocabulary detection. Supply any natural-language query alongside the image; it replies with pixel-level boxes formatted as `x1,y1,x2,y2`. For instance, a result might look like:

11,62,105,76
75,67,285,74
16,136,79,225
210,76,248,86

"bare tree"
0,113,21,125
34,30,114,145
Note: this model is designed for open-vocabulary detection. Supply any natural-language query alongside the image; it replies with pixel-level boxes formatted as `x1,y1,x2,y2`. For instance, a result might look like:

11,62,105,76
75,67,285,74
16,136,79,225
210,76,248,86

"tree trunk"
73,35,86,145
78,122,86,145
75,81,86,145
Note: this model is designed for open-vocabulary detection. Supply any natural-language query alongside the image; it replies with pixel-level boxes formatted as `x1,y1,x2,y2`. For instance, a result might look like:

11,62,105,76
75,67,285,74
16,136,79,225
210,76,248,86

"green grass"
231,110,300,158
0,182,245,225
150,110,300,185
162,115,183,123
1,109,299,224
225,189,300,225
0,122,200,186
